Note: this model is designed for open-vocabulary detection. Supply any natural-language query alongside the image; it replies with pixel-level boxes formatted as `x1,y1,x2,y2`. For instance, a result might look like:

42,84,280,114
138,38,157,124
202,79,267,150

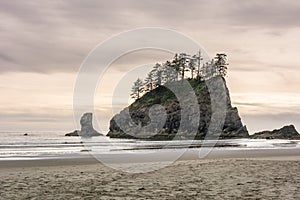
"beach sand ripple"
1,159,300,199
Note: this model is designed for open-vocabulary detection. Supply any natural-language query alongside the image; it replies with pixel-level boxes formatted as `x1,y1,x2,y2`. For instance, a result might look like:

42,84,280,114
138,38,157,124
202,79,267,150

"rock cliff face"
65,113,102,137
107,77,249,140
251,125,300,139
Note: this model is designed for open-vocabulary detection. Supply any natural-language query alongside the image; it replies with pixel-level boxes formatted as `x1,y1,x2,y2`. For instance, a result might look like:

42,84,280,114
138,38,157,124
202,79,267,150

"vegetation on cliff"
131,52,228,101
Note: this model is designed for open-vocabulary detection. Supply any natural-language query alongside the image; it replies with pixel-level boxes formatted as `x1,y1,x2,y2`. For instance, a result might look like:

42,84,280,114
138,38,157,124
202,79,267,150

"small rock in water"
80,149,91,152
65,130,80,137
24,133,28,136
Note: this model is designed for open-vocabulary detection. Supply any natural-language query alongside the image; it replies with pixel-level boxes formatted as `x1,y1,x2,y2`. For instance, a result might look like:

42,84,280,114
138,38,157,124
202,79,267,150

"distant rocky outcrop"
65,113,103,137
65,130,80,137
80,113,102,137
108,77,249,140
251,125,300,139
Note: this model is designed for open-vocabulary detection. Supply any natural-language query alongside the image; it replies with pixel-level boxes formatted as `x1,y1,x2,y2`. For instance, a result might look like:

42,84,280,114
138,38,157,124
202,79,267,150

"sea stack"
65,113,103,137
108,77,249,140
80,113,102,137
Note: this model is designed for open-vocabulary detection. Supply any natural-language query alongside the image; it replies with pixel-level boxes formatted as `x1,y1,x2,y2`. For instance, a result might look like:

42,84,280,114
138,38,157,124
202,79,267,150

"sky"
0,0,300,133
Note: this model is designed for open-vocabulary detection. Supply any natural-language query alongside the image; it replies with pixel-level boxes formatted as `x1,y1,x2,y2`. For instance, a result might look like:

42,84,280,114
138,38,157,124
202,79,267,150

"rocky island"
108,53,249,140
108,77,248,140
251,125,300,139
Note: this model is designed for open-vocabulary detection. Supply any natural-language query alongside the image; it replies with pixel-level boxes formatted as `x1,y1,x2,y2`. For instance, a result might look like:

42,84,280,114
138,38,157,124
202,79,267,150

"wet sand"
1,149,300,199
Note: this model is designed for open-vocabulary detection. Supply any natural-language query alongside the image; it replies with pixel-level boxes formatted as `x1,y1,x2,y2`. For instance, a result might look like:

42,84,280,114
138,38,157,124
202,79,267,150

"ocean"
0,131,300,161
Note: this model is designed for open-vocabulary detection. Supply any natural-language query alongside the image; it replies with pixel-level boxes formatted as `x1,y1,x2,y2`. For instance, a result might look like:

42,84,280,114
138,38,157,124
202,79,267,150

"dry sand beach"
1,151,300,200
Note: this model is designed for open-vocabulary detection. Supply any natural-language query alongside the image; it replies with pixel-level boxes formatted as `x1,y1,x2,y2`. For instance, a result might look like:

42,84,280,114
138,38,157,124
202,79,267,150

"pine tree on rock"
144,72,155,92
163,60,177,83
215,53,228,77
195,50,203,82
188,56,197,79
152,63,163,86
202,59,217,80
171,54,180,81
131,78,144,100
178,53,189,80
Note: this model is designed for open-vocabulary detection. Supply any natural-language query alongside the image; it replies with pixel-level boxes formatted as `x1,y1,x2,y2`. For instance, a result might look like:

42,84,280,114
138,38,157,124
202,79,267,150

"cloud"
1,0,300,74
226,1,300,29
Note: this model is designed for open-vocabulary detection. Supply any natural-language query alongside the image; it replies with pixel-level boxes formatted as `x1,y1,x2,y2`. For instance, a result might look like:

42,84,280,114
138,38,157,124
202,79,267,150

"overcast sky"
0,0,299,133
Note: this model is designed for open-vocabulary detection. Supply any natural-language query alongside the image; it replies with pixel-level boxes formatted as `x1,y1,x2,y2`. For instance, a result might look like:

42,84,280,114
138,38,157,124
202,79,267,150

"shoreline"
1,147,300,169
